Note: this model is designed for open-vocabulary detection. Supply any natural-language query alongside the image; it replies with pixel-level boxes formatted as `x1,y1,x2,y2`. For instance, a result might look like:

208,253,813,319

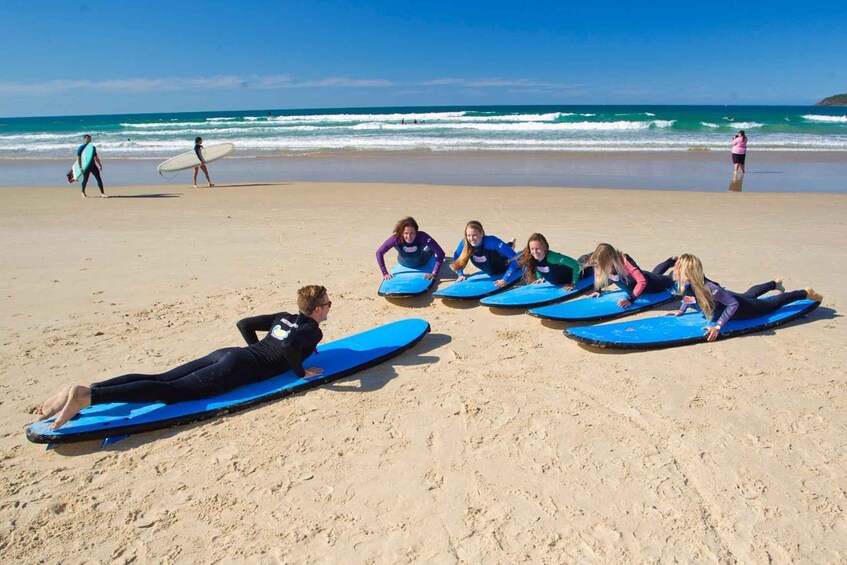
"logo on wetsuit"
473,255,488,263
683,295,696,304
271,318,298,341
402,245,419,253
537,265,550,273
609,273,620,282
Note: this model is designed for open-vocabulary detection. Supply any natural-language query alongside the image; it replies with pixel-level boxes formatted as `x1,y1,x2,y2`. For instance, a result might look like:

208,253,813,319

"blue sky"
1,0,845,116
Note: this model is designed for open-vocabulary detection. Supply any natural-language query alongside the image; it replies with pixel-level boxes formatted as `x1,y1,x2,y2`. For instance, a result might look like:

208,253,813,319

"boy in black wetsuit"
35,285,332,430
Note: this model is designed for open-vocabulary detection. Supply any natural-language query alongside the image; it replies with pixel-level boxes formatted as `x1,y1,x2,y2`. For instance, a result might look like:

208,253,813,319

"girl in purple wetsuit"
670,254,823,342
376,216,445,281
450,220,518,288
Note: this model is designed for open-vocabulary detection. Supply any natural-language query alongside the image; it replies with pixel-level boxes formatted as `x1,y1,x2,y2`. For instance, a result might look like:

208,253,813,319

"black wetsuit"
89,313,322,405
611,255,676,300
194,143,205,164
78,143,104,195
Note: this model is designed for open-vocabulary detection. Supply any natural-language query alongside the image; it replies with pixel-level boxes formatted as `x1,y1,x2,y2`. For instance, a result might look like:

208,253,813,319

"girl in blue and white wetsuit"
449,220,519,288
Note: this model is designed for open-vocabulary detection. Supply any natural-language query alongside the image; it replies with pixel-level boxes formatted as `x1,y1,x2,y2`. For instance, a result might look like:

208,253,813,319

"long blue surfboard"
433,269,523,300
480,274,594,309
27,318,431,444
528,289,675,322
378,256,438,297
566,299,820,350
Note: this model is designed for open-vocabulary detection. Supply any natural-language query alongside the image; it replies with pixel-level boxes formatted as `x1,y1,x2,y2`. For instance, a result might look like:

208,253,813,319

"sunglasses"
319,300,332,308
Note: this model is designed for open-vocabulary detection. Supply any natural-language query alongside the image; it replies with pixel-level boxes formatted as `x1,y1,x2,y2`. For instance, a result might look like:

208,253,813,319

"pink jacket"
732,136,747,155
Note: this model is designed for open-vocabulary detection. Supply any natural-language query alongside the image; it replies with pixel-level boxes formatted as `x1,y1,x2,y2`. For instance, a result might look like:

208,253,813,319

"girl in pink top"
587,243,676,309
731,130,747,176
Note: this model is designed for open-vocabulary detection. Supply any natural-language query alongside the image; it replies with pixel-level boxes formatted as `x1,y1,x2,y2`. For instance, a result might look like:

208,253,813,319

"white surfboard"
157,143,235,175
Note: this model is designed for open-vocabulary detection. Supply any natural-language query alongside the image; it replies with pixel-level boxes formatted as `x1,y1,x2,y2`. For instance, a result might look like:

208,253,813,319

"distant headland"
816,93,847,106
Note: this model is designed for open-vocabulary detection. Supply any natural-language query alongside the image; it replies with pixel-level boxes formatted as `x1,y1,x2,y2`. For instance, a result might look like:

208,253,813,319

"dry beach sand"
0,182,845,562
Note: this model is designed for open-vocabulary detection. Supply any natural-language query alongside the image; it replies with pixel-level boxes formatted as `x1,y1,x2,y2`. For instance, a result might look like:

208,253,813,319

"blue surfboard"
528,289,675,322
27,318,431,444
566,299,820,350
378,256,438,297
433,269,523,300
480,274,594,309
70,144,95,182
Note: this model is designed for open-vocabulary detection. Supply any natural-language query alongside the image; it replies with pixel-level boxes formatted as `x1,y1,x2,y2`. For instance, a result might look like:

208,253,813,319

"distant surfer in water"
376,216,446,281
587,243,676,308
34,285,331,430
78,134,107,198
193,136,215,188
669,254,822,342
450,221,519,288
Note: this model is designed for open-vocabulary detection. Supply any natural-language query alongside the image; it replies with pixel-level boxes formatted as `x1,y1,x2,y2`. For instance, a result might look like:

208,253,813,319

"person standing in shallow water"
77,134,107,198
731,130,747,178
193,136,215,188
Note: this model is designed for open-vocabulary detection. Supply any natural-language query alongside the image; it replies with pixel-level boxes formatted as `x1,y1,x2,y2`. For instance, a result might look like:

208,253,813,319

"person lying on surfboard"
669,254,823,342
517,233,586,290
376,216,446,281
586,243,677,308
34,285,332,430
450,220,518,288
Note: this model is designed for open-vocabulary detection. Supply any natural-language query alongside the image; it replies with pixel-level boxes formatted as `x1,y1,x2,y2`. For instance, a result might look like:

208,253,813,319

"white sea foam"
802,114,847,123
700,122,721,128
728,122,763,129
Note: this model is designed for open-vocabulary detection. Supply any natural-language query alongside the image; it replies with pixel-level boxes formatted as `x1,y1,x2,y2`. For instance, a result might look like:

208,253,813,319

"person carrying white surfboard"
193,136,215,188
77,134,107,198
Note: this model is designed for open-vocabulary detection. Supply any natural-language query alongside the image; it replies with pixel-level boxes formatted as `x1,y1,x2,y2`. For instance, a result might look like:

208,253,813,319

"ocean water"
1,105,846,158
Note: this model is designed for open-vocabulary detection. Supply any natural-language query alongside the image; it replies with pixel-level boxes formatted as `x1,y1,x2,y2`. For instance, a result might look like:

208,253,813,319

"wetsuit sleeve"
452,239,466,277
419,231,445,276
279,324,323,378
623,258,647,299
236,313,278,344
712,286,739,327
194,144,205,163
547,251,581,284
485,236,519,279
375,235,397,276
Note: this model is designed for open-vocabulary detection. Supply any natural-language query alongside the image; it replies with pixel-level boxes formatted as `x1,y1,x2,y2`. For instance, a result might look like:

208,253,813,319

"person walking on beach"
731,130,747,177
193,137,215,188
77,135,107,198
33,285,331,430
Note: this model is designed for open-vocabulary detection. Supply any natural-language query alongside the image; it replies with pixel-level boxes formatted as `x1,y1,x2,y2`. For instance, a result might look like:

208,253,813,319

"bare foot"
50,385,92,430
100,194,109,199
507,238,516,249
774,278,785,293
805,288,823,302
81,193,87,198
193,184,198,188
35,385,72,420
208,183,215,188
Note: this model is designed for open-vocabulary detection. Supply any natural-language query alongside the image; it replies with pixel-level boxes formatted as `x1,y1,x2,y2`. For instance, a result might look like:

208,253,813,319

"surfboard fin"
101,434,130,449
46,443,55,451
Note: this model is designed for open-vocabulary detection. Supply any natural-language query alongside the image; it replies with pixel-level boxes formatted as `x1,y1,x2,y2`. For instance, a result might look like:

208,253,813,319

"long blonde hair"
589,243,629,291
675,254,714,319
450,220,484,272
